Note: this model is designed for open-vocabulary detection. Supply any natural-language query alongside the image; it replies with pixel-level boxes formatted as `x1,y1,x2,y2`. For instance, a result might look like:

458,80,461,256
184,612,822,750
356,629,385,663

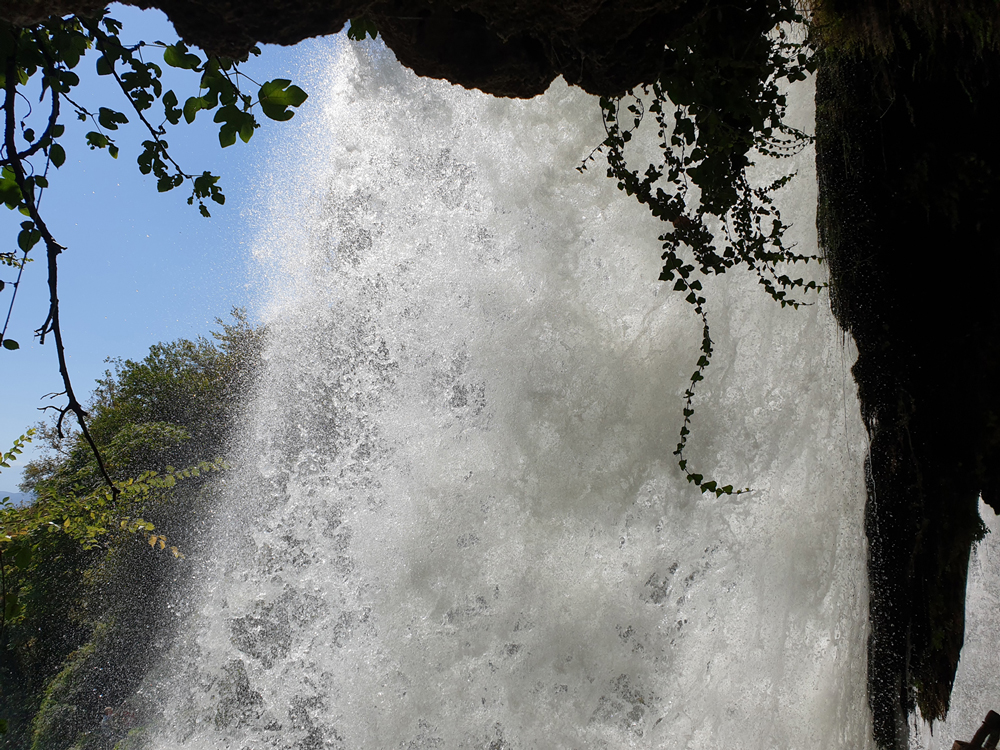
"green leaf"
163,43,201,70
98,107,128,131
2,339,19,350
213,105,256,147
239,120,255,143
163,89,181,125
347,18,379,41
4,591,20,621
17,224,40,252
96,55,113,76
86,131,110,150
218,124,237,148
258,79,308,122
183,96,209,124
49,143,65,168
0,169,21,207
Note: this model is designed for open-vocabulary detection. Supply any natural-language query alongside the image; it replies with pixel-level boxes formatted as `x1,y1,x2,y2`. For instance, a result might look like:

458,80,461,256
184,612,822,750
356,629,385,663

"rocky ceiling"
3,0,715,97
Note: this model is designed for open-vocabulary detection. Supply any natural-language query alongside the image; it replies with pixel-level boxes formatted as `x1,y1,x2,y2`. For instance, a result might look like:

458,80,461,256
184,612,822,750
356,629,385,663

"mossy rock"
30,637,99,750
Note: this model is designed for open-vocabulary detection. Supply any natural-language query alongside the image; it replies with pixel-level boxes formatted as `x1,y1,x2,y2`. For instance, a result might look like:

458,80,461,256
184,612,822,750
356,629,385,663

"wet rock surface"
817,30,1000,748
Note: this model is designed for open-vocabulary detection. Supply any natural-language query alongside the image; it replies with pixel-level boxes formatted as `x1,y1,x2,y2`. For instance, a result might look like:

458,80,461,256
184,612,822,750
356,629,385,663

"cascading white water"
149,40,878,749
915,500,1000,749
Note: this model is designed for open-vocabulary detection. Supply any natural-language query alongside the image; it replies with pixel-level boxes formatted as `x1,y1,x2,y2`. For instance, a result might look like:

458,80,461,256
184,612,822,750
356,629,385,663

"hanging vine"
581,0,822,495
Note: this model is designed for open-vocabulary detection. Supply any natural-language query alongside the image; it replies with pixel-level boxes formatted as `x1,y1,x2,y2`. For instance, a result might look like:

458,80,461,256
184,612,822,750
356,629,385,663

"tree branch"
3,49,118,499
0,82,58,168
84,19,194,180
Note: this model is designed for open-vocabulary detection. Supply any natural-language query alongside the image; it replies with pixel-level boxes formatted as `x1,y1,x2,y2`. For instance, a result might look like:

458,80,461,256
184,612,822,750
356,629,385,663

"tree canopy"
0,312,260,748
1,11,303,504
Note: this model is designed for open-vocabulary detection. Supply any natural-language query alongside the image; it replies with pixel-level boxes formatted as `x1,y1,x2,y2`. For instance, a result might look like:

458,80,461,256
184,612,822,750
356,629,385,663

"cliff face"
5,1,1000,748
817,34,1000,747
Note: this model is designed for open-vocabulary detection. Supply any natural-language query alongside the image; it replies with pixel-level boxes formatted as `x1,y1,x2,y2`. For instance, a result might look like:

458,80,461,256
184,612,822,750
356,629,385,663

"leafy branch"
0,457,223,633
0,11,307,500
0,428,33,473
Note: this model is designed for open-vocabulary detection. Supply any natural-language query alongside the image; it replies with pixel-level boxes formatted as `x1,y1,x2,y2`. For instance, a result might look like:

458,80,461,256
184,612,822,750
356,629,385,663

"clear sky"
1,4,323,484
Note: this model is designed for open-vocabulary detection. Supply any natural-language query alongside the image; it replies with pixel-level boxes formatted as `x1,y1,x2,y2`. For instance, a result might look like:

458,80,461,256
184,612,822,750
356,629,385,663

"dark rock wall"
126,0,706,98
816,23,1000,748
2,0,707,97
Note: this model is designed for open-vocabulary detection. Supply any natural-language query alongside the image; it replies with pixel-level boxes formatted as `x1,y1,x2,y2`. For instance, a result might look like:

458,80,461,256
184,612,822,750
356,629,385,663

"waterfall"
916,500,1000,748
148,40,877,749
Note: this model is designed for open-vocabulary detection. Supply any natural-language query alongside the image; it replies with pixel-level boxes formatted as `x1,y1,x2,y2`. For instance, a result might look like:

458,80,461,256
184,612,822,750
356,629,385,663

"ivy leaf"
183,96,209,124
347,18,379,41
258,79,308,122
97,107,128,131
163,43,201,70
162,90,182,125
86,131,110,150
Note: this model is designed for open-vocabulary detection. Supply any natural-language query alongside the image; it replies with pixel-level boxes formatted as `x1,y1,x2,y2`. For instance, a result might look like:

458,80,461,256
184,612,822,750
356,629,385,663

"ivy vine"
581,1,822,496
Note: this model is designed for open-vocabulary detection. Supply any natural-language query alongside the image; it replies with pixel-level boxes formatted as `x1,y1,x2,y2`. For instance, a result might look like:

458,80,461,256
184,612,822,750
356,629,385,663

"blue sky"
1,4,323,484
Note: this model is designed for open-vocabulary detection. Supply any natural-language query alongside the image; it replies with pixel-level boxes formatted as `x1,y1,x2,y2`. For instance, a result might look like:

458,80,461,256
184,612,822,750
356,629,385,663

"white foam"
150,41,873,750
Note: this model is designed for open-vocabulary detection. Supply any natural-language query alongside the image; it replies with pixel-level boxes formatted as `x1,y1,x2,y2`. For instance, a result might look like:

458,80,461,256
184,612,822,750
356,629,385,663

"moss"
812,0,1000,57
30,633,101,750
